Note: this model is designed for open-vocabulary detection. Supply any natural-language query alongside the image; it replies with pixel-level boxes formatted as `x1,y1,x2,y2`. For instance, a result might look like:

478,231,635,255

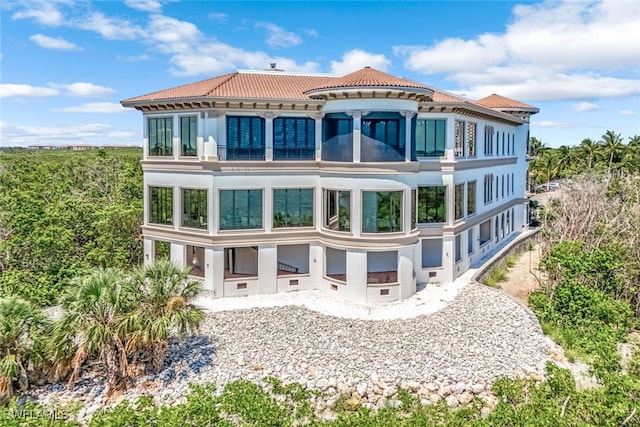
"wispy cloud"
532,120,574,129
29,34,81,50
11,1,67,26
255,22,302,48
620,110,635,116
0,84,58,98
208,13,227,23
124,0,163,13
116,53,151,62
75,12,143,40
52,102,127,113
49,82,117,97
572,102,599,112
330,49,390,75
0,121,139,146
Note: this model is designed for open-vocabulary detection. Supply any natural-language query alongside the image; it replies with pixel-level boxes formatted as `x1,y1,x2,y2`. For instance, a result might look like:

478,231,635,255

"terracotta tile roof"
305,67,430,92
430,89,469,103
475,93,537,110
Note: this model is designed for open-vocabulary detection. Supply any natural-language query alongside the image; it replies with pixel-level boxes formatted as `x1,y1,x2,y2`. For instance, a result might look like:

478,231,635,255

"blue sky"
1,0,638,148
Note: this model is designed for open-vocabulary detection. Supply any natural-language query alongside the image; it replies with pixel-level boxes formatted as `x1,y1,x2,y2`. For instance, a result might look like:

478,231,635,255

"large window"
226,116,265,160
273,189,314,228
417,186,446,223
180,116,197,156
415,119,445,157
468,229,474,254
479,219,491,245
484,174,494,204
454,120,465,157
362,191,403,233
323,189,350,232
467,122,477,157
149,186,173,225
219,189,263,230
361,113,404,162
454,184,464,220
182,189,207,229
273,117,315,160
148,117,173,156
467,181,476,215
322,114,353,162
483,125,494,156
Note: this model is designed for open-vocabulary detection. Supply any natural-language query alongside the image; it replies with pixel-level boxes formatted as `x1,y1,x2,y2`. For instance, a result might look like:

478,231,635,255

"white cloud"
208,13,227,23
255,22,302,48
11,1,66,26
49,82,116,97
572,102,599,112
532,120,574,128
75,12,143,40
116,53,151,62
0,84,58,98
301,28,319,37
620,110,635,116
146,14,201,52
330,49,390,75
29,34,81,50
395,0,640,102
52,102,127,113
124,0,163,13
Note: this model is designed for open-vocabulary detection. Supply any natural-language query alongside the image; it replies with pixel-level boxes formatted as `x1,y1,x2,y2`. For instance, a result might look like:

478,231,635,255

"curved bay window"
362,191,403,233
273,188,314,228
415,119,445,157
219,189,263,230
322,113,353,162
273,117,315,160
417,186,446,224
149,186,173,225
361,112,405,162
182,189,207,229
323,189,350,232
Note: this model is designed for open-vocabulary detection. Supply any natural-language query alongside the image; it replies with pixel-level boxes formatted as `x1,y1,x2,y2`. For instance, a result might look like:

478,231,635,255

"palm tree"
555,145,573,174
126,260,204,373
0,297,48,404
51,268,134,393
599,130,625,174
579,138,600,169
528,137,548,157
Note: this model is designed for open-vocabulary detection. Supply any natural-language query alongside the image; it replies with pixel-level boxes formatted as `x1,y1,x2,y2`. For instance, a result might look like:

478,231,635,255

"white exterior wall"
140,96,534,303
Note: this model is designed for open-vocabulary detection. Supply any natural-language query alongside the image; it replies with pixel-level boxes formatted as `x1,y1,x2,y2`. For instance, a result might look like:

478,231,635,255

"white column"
264,112,274,161
170,242,185,267
352,111,362,163
443,174,455,225
315,113,323,161
445,118,456,161
258,244,278,295
143,138,149,159
309,242,324,288
351,189,362,238
398,246,415,300
441,235,456,283
216,114,226,160
143,238,153,266
346,249,367,302
204,247,224,298
403,112,416,162
173,114,180,159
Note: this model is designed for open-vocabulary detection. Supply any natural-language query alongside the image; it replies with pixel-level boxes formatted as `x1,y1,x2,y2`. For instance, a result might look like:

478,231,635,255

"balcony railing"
218,146,265,161
273,147,315,160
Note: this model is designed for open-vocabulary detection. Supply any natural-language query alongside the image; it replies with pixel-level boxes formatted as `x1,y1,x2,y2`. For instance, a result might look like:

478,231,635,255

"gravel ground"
27,281,557,421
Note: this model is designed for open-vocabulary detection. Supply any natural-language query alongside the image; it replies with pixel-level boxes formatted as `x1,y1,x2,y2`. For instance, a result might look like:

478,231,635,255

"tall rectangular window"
454,184,464,220
467,181,476,215
226,116,265,160
273,117,315,160
507,174,510,196
182,189,207,229
484,125,494,156
479,219,491,245
484,174,494,204
454,120,465,157
323,189,350,231
180,116,197,156
322,115,353,162
219,189,263,230
511,172,515,194
467,122,477,157
455,234,461,262
417,187,446,223
468,229,474,254
362,191,403,233
273,188,314,228
361,113,404,162
149,186,173,225
411,189,417,229
415,119,445,157
502,174,505,197
148,117,173,156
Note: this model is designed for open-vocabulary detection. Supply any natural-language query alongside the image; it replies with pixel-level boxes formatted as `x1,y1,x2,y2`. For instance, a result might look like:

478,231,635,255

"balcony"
273,146,315,161
218,146,265,161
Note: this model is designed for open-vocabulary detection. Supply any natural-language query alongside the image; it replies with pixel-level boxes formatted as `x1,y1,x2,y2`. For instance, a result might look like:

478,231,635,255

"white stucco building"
121,67,539,303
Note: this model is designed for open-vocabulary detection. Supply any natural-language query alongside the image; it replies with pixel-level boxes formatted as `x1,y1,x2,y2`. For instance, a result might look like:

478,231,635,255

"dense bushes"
0,149,143,306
